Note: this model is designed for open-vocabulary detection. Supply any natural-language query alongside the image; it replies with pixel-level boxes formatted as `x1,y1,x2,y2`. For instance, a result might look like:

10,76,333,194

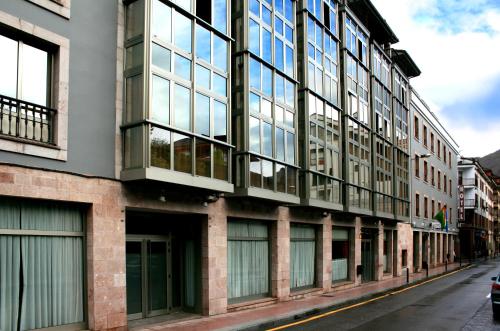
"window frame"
0,10,69,160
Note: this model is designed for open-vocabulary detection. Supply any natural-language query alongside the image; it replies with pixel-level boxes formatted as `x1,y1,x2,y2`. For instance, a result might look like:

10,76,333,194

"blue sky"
372,0,500,157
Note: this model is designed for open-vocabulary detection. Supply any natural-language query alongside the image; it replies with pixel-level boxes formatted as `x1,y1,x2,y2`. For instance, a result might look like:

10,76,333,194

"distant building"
458,158,496,259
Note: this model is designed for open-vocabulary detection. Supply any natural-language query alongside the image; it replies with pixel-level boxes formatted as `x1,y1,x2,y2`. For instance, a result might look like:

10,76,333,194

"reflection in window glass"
275,38,284,71
262,122,272,157
174,0,191,11
126,43,143,70
150,127,171,169
250,0,259,17
174,12,192,52
213,35,228,72
287,132,295,164
196,139,211,177
213,74,227,96
214,145,228,180
285,45,293,76
285,0,293,22
285,110,294,127
275,105,284,123
285,25,293,42
152,75,170,124
276,74,285,103
250,116,260,153
262,28,272,63
276,164,286,192
250,92,260,113
276,17,283,35
196,64,210,90
262,66,272,96
287,167,296,194
214,101,227,142
261,98,272,117
21,44,48,106
262,6,272,25
276,128,285,161
174,84,191,130
250,157,261,187
250,58,261,90
0,35,18,98
196,25,211,63
262,160,274,190
126,0,144,40
175,54,191,80
126,74,143,123
152,0,171,42
285,79,294,107
195,93,210,136
213,0,227,33
173,133,192,173
152,43,171,72
249,19,260,55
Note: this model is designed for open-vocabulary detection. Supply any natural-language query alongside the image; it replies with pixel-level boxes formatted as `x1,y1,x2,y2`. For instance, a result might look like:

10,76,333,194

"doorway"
125,211,202,321
361,229,375,282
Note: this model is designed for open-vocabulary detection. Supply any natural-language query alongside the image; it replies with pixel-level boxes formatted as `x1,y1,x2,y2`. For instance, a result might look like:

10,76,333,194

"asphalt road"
277,259,500,331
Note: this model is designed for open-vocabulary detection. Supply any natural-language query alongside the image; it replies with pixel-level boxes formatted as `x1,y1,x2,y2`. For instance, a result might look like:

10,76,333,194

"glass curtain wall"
332,227,350,282
393,68,410,217
290,223,316,289
372,45,393,215
227,220,269,303
0,199,85,330
123,0,231,182
344,15,371,211
302,0,342,205
233,0,298,198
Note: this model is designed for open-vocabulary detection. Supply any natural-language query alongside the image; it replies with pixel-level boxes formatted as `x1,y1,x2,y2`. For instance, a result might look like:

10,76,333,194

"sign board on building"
458,185,465,222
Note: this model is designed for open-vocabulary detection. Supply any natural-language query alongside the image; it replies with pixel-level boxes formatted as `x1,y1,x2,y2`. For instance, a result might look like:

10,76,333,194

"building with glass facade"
0,0,460,330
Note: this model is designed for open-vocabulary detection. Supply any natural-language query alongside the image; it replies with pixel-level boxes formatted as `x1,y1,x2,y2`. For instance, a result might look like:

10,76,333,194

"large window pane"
21,44,48,106
227,221,269,301
250,157,261,187
174,54,191,80
150,127,171,168
276,128,285,161
195,93,210,136
152,43,171,72
286,132,295,164
174,84,191,130
126,74,143,123
262,122,272,157
262,28,272,63
214,101,227,142
249,19,260,55
287,167,296,194
126,0,144,40
262,66,272,96
152,0,171,42
196,25,211,63
213,0,227,33
195,139,211,177
213,35,228,72
151,75,170,124
173,133,192,173
0,35,18,98
290,224,315,289
250,58,261,90
276,163,286,192
196,64,210,90
213,74,227,96
249,116,260,153
262,160,273,190
174,12,192,52
214,145,228,180
275,38,284,71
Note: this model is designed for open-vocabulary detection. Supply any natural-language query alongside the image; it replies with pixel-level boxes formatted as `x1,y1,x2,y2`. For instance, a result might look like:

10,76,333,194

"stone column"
393,229,401,277
202,199,227,315
354,217,362,285
272,207,290,300
317,214,332,291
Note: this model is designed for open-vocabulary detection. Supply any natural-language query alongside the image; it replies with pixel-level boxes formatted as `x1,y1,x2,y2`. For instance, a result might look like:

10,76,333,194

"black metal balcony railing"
0,94,56,145
459,177,475,186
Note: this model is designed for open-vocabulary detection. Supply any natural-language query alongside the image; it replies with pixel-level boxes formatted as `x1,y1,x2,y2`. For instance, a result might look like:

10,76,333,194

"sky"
371,0,500,157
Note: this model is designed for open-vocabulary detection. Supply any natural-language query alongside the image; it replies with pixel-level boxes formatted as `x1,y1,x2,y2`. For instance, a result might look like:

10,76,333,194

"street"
272,259,500,331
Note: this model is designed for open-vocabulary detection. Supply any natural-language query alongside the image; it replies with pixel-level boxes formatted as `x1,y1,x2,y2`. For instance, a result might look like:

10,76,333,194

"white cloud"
372,0,500,157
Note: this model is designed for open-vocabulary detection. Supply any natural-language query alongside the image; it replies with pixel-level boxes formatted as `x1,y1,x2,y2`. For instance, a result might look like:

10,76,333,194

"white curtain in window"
332,258,348,281
290,224,315,289
227,221,269,300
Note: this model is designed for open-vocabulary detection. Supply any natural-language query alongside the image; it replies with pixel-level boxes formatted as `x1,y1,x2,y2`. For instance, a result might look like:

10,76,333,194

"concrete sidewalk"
131,263,468,331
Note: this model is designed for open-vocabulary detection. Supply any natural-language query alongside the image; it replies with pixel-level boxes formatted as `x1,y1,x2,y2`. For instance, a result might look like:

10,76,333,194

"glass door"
126,235,171,320
361,238,374,282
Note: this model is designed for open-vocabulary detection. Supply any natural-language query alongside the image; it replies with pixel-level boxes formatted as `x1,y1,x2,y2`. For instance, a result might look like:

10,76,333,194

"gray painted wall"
0,0,118,178
410,91,459,233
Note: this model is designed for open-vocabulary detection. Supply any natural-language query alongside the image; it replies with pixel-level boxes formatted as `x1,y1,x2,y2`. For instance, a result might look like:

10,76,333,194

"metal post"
406,267,410,284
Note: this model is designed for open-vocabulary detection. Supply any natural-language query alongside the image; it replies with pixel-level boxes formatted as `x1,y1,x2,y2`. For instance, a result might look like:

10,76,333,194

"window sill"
0,135,66,161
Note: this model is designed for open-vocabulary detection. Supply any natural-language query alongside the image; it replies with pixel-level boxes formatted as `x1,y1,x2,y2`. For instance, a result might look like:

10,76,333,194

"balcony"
0,94,56,145
464,199,476,208
459,177,475,186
